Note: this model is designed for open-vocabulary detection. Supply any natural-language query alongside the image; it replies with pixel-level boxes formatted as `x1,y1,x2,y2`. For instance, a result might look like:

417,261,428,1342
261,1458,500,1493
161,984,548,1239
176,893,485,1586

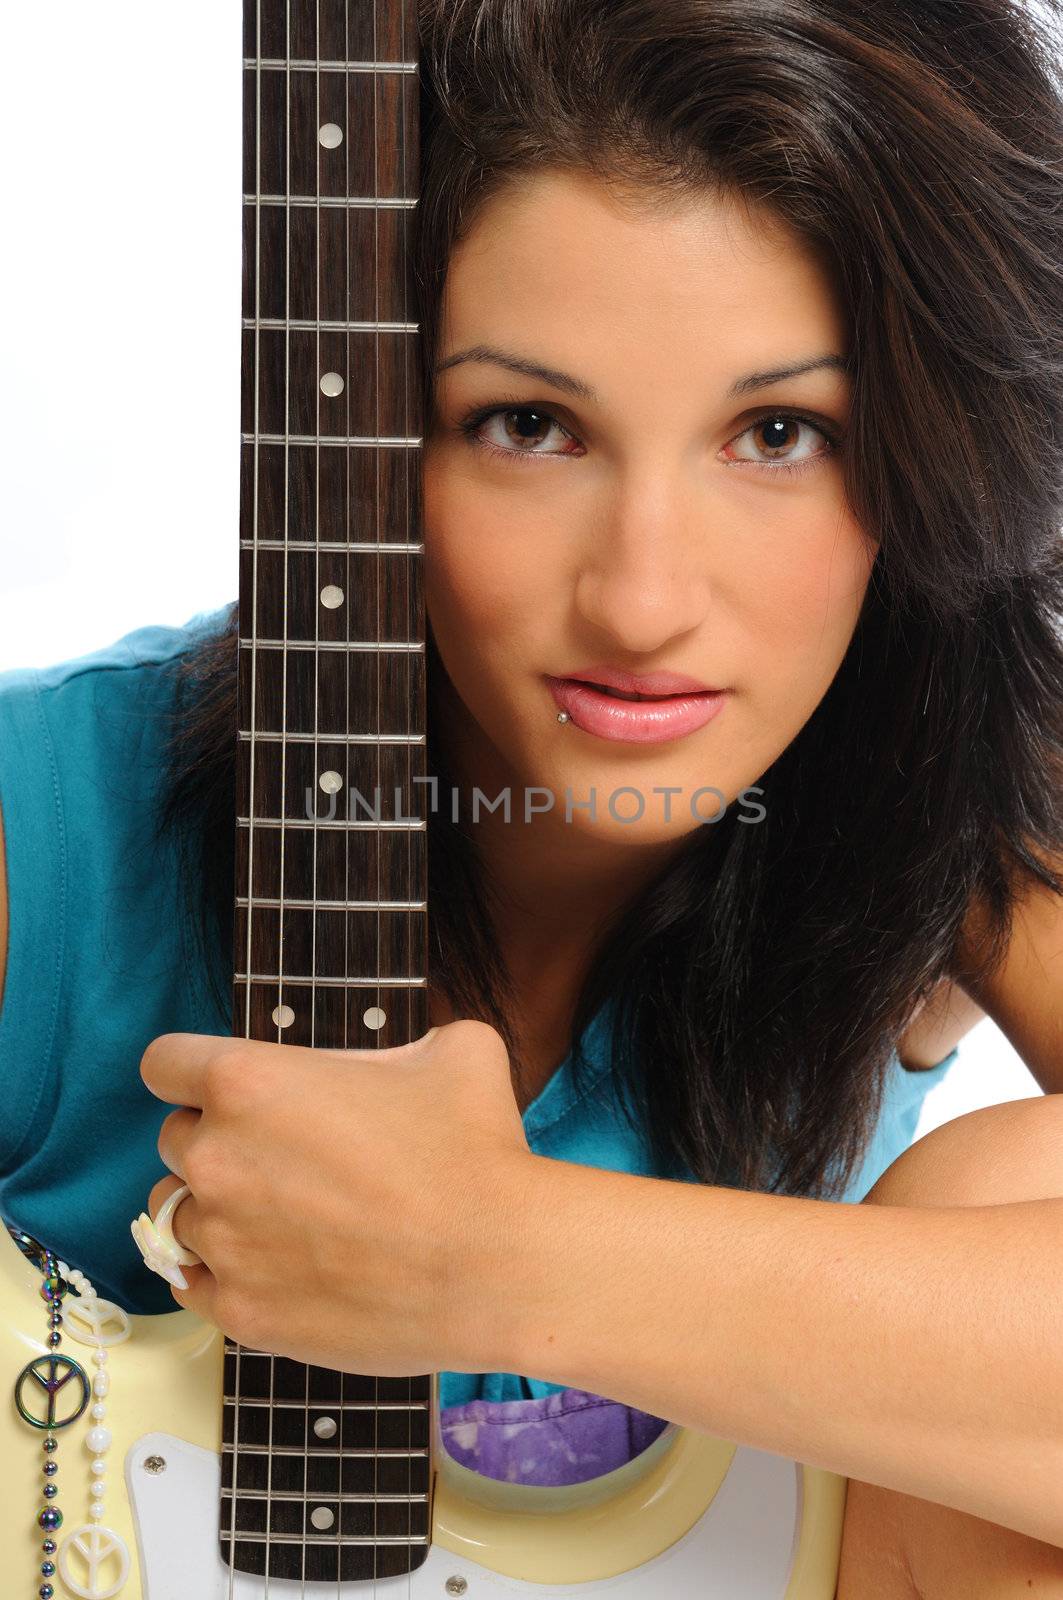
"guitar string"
230,0,264,1592
373,0,383,1586
265,0,297,1586
323,3,346,1591
400,0,416,1574
337,0,350,1587
313,2,322,1593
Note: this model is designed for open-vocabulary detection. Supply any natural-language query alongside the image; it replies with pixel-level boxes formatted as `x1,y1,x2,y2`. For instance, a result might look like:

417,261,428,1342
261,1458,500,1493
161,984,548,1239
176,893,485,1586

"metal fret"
224,1398,428,1410
242,319,419,333
221,1489,427,1503
238,817,428,830
221,1442,427,1457
241,433,422,447
234,974,427,987
244,194,417,209
239,539,424,552
240,540,422,553
219,1484,429,1497
236,897,428,911
244,59,418,73
238,730,425,744
219,1531,425,1546
238,637,423,651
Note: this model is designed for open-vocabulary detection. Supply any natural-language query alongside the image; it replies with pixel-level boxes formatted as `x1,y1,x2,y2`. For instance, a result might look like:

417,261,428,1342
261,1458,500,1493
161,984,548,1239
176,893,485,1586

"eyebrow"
433,343,851,402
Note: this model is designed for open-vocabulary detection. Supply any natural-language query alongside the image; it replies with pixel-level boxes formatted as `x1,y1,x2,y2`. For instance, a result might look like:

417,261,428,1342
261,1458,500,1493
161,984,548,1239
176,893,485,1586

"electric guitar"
3,2,849,1592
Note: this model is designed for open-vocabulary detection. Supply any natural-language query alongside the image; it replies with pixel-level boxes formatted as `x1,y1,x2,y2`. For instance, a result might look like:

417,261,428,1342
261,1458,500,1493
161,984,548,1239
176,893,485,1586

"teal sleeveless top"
0,609,959,1412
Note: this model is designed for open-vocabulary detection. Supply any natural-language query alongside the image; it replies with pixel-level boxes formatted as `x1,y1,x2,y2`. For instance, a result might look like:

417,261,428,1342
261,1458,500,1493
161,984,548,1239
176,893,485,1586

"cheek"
689,516,874,800
423,458,561,656
741,513,875,704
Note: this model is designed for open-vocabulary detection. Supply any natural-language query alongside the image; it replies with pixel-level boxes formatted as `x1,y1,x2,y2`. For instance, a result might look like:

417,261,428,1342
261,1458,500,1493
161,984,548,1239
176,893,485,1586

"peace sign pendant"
12,1353,91,1431
57,1522,132,1600
62,1293,132,1349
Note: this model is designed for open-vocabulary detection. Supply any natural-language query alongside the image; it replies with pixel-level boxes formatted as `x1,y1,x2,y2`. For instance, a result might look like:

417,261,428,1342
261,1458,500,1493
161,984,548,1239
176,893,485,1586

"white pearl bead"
91,1402,106,1420
93,1372,110,1396
92,1460,106,1476
89,1503,104,1520
92,1350,108,1366
86,1426,111,1454
91,1479,106,1498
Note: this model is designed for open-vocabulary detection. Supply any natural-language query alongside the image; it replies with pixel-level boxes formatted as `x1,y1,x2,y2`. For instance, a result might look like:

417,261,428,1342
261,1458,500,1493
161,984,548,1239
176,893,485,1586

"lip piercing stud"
557,711,571,723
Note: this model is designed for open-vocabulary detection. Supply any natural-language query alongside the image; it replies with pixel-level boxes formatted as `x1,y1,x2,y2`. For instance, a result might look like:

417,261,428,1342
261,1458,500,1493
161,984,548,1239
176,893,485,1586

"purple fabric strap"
439,1387,671,1485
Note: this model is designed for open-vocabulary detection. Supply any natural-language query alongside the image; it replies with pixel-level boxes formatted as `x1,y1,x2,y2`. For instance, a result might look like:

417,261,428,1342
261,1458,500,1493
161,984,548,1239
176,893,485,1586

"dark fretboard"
228,0,429,1582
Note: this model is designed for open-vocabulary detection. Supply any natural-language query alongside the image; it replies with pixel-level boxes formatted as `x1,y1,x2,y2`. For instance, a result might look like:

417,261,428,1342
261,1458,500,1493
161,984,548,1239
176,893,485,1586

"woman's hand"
138,1018,536,1376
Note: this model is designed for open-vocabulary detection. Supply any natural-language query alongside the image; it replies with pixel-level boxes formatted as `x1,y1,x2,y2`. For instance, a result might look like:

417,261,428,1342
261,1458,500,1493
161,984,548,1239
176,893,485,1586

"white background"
0,3,1044,1132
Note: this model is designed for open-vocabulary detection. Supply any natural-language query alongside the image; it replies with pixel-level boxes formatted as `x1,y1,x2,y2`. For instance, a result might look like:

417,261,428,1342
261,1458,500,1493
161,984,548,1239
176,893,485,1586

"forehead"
440,167,848,360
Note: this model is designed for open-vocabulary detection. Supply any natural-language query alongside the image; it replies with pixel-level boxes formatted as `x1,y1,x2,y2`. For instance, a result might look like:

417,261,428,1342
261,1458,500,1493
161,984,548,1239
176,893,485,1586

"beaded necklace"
8,1224,132,1600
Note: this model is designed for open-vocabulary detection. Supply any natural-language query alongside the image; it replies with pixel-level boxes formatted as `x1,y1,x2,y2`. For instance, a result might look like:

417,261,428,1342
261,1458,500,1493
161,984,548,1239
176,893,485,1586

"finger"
145,1175,206,1261
166,1261,221,1323
139,1031,245,1108
147,1172,191,1222
142,1181,224,1325
132,1177,210,1296
331,1025,439,1064
155,1105,201,1179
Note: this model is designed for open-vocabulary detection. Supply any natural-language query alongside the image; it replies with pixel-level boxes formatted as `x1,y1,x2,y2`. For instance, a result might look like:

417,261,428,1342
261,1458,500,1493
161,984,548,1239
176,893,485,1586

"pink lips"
564,664,722,695
545,671,730,744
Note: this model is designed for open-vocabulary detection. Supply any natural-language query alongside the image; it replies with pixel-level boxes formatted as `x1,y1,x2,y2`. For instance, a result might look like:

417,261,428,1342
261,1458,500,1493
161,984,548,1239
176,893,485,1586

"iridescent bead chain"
9,1224,132,1599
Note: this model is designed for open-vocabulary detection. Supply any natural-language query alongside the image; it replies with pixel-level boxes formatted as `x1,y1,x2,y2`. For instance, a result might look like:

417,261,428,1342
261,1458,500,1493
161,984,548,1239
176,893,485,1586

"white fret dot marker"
320,584,345,609
363,1006,387,1031
319,122,343,149
319,770,343,794
310,1506,336,1530
313,1416,338,1440
272,1004,295,1029
320,371,345,398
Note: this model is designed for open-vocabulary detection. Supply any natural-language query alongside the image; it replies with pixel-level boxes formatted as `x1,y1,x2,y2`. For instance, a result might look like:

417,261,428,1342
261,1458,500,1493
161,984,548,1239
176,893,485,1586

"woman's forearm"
477,1155,1063,1548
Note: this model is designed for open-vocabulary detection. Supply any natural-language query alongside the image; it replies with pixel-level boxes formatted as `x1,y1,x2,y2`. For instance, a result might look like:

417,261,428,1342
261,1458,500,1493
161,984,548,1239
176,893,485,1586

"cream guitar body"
3,1229,847,1596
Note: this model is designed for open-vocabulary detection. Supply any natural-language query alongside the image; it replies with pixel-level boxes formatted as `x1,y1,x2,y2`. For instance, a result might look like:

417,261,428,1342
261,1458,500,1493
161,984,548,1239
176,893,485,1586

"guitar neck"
228,1,431,1583
235,0,427,1054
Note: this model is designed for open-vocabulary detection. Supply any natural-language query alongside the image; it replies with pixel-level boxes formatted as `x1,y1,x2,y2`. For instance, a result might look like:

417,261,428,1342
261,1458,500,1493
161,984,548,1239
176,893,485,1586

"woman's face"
423,168,876,848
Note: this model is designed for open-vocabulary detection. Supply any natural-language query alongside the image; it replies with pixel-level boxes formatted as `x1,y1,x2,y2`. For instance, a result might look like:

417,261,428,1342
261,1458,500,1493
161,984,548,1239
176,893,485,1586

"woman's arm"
489,1147,1063,1549
474,868,1063,1550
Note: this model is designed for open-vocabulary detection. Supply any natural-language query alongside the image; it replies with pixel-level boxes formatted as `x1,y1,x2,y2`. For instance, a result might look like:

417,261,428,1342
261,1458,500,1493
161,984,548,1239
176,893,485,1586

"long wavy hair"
159,0,1063,1200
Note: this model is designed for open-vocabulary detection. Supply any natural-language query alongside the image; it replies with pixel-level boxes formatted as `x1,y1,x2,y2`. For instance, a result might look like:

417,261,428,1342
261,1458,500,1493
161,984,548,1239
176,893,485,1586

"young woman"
2,0,1063,1592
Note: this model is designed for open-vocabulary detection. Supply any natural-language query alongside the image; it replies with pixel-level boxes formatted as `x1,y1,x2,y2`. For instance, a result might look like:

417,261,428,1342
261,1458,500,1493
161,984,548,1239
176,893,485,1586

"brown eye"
753,417,802,457
498,409,557,449
459,403,580,462
723,412,836,473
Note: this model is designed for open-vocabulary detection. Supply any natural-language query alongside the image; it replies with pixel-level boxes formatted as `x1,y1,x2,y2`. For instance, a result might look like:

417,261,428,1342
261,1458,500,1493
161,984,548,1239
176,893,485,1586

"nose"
573,470,713,654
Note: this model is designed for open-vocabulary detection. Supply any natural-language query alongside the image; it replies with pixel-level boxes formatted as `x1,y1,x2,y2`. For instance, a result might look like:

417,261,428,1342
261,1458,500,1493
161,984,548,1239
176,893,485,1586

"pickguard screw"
142,1455,167,1473
444,1579,468,1595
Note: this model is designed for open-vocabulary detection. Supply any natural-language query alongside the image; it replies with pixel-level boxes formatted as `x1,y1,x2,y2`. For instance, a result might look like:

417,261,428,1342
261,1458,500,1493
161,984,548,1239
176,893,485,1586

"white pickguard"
125,1431,804,1596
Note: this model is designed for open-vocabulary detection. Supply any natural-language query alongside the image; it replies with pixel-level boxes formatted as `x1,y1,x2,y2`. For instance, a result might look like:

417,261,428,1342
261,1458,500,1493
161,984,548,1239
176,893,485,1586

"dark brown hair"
160,0,1063,1199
